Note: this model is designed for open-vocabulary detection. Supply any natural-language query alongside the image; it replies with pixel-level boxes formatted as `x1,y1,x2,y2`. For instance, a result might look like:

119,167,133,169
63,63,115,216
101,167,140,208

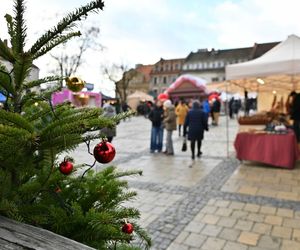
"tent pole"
226,81,230,158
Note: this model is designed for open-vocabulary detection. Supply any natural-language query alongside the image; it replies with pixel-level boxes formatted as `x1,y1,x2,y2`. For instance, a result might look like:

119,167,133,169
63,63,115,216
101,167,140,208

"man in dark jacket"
184,100,208,160
148,100,164,153
291,93,300,142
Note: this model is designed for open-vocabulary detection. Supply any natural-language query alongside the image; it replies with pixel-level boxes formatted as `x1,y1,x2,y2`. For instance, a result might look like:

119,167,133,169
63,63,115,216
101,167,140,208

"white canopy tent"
127,91,154,111
226,34,300,91
226,34,300,111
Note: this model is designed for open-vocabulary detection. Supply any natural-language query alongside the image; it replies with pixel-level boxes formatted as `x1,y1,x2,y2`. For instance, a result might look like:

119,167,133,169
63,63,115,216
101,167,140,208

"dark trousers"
293,120,300,142
190,139,202,159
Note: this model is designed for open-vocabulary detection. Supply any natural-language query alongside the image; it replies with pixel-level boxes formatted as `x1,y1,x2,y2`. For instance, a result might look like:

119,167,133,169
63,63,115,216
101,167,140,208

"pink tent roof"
165,74,209,95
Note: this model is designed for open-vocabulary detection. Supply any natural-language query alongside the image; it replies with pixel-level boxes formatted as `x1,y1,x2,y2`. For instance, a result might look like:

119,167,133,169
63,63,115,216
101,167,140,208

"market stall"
127,90,154,111
225,34,300,167
164,74,209,101
226,34,300,112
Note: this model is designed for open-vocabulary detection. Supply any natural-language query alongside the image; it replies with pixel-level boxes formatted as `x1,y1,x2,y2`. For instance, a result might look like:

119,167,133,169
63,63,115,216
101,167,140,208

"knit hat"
163,99,172,108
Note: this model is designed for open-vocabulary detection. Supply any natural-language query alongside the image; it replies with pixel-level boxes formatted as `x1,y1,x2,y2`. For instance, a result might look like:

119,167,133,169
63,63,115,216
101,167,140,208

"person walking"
148,100,164,153
290,92,300,142
175,99,189,136
163,100,177,155
101,102,117,142
184,100,209,160
211,98,221,126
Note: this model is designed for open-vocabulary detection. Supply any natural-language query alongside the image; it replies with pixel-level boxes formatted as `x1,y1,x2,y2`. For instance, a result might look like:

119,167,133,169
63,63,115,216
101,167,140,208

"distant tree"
51,25,103,88
103,63,139,104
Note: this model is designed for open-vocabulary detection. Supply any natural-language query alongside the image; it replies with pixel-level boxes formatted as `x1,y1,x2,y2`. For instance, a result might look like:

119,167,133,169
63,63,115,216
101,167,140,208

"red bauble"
93,141,116,163
59,161,73,175
122,223,134,234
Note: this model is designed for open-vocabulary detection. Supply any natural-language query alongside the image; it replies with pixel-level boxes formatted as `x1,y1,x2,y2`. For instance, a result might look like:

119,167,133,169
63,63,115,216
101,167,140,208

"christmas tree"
0,0,151,249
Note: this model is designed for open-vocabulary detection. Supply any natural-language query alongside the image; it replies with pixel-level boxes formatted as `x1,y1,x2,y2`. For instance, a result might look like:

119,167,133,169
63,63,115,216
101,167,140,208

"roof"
185,47,253,63
250,41,280,59
136,64,154,82
154,57,185,65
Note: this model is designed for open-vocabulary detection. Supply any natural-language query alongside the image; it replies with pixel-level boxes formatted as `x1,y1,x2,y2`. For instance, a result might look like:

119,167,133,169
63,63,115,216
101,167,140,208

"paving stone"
201,224,222,237
173,231,189,244
228,201,246,210
244,203,261,212
215,207,233,216
184,221,205,233
252,222,272,235
264,215,283,226
201,237,226,250
231,210,249,219
200,205,218,214
292,229,300,242
214,200,230,208
219,228,241,241
224,241,248,250
271,226,292,239
281,239,300,250
235,219,254,231
257,235,281,249
247,213,265,223
283,218,300,229
238,231,260,246
277,208,294,218
166,242,189,250
201,214,220,225
183,233,206,247
259,206,277,215
217,217,237,228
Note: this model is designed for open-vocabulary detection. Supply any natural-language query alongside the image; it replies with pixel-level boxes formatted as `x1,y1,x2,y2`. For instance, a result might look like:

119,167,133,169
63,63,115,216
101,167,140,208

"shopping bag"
181,138,187,152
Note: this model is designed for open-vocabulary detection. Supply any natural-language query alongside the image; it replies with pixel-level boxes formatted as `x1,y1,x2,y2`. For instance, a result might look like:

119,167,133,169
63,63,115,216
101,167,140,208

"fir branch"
33,31,81,59
0,109,34,133
0,39,15,63
0,68,15,95
13,0,27,54
29,0,104,55
13,55,32,91
24,76,64,89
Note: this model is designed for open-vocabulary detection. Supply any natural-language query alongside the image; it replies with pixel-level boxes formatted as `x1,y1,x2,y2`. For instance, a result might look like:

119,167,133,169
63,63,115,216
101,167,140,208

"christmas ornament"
55,187,62,193
122,222,134,234
59,160,73,175
93,141,116,163
66,76,85,92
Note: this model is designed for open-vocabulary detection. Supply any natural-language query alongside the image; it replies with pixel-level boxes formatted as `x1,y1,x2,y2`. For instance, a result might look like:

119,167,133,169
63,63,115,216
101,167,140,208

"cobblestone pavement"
73,115,300,250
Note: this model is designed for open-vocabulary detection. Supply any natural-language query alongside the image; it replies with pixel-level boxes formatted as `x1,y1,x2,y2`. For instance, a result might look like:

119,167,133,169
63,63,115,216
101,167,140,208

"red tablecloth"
234,130,299,169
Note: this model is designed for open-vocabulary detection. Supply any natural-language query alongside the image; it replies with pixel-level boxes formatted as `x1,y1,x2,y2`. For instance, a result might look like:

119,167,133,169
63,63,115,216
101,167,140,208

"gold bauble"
66,76,85,92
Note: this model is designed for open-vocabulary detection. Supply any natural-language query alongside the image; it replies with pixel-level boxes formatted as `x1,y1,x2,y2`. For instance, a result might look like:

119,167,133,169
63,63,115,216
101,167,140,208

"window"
175,64,179,69
198,63,202,69
182,64,187,70
203,62,207,69
153,77,157,85
212,77,219,82
163,76,167,84
165,64,169,71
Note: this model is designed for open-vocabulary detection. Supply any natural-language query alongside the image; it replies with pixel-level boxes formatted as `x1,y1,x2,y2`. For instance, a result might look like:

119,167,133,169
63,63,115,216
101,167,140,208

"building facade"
182,42,279,84
149,58,185,98
148,42,279,96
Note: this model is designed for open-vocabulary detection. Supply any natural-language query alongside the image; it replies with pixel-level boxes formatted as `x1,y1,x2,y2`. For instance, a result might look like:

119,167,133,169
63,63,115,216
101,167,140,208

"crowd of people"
148,98,219,160
101,97,222,161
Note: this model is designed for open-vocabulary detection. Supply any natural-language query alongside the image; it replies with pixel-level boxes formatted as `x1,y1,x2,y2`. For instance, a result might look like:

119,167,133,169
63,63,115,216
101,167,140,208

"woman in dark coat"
184,100,208,160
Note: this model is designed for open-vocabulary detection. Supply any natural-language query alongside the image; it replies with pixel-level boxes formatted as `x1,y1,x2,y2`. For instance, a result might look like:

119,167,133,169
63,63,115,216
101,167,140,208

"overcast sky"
1,0,300,95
